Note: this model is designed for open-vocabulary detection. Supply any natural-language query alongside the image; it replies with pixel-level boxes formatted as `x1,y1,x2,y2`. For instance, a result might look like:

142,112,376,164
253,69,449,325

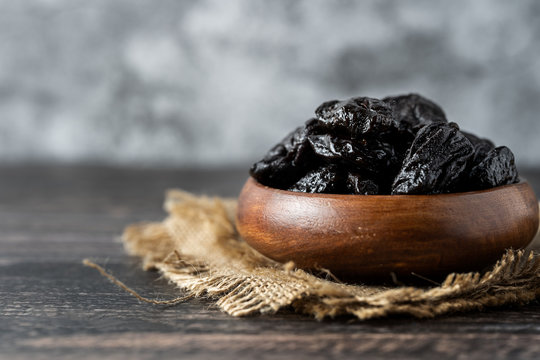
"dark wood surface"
1,165,540,360
237,177,539,281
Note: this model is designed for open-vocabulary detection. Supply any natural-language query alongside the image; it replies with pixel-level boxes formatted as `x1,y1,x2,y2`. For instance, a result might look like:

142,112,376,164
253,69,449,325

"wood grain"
1,166,540,360
237,177,539,281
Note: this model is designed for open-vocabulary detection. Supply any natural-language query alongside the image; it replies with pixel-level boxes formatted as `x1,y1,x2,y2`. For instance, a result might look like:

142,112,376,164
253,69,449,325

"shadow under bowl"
236,177,539,282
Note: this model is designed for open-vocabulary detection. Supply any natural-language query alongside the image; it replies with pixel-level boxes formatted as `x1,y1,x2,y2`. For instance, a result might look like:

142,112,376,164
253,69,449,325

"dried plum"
249,138,309,190
469,146,519,190
314,97,398,138
288,165,344,193
250,119,323,188
250,93,519,195
307,135,398,174
346,173,379,195
383,94,447,130
391,122,475,194
462,131,495,166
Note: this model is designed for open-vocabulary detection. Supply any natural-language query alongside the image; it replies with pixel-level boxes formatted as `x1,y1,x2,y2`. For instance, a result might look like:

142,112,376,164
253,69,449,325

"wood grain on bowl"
236,177,539,281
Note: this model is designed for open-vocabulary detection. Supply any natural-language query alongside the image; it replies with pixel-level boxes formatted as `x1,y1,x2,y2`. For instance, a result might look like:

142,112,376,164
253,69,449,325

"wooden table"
1,165,539,360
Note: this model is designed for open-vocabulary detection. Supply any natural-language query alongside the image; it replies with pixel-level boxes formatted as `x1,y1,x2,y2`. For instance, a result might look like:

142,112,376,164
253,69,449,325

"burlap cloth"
121,189,540,320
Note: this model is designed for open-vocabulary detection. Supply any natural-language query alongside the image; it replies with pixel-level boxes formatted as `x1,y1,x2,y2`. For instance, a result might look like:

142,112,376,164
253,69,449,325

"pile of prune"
250,94,519,195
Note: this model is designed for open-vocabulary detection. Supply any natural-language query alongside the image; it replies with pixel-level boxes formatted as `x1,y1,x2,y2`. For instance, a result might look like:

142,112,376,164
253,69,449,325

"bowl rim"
245,177,531,199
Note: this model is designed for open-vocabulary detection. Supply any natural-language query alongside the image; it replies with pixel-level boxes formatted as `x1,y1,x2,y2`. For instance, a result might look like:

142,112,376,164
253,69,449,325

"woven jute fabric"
122,189,540,320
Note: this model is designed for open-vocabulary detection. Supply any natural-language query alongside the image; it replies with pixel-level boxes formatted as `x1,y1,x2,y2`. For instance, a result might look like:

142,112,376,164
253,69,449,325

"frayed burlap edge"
121,189,540,320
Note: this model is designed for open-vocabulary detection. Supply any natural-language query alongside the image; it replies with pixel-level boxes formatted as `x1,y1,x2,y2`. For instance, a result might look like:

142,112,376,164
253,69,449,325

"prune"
288,165,344,193
249,156,299,190
250,119,323,189
383,94,447,130
469,146,519,190
462,131,495,165
391,122,475,195
314,97,398,138
307,135,398,175
346,173,379,195
250,93,519,195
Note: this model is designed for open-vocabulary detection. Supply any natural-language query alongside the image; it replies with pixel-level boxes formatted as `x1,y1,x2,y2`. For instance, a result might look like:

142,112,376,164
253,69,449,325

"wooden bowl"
236,177,539,281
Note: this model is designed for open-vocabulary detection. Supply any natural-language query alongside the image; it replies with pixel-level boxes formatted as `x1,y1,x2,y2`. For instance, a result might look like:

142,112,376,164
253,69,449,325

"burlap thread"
122,189,540,320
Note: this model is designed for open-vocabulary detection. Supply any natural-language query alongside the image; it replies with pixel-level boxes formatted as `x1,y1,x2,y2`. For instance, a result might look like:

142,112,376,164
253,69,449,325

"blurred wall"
1,0,539,167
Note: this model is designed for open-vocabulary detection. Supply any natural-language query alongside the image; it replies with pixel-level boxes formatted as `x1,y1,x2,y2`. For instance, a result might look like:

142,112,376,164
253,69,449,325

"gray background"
1,0,539,168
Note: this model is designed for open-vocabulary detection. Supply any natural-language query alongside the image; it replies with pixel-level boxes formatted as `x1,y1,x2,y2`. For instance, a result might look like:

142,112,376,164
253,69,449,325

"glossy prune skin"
249,117,330,188
462,131,495,166
391,122,475,195
314,97,398,138
383,94,447,130
346,173,379,195
250,127,314,189
307,135,399,176
469,146,519,190
382,94,448,156
250,94,519,195
288,165,344,193
249,156,299,190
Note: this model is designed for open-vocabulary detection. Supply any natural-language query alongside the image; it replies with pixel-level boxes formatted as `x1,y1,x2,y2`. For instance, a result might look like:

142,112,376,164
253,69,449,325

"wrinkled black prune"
250,93,519,195
307,135,398,174
288,165,344,193
249,156,298,190
305,133,400,194
314,97,398,138
250,119,324,189
346,173,379,195
391,122,475,195
469,146,519,190
462,131,495,166
380,94,447,158
383,94,447,130
250,134,308,189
